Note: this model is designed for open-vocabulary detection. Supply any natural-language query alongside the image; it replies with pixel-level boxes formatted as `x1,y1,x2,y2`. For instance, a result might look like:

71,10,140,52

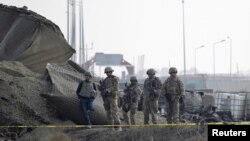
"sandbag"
40,93,108,125
0,4,75,73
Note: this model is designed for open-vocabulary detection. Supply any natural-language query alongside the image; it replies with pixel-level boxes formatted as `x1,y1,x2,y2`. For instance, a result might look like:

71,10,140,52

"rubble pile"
0,61,58,139
0,61,56,125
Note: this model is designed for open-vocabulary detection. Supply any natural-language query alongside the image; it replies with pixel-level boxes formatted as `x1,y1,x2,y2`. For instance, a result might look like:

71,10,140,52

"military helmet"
146,68,156,75
84,71,92,77
104,67,114,73
169,67,177,73
130,76,138,82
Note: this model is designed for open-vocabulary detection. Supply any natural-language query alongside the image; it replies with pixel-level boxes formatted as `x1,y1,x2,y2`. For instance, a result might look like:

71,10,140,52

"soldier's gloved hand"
179,95,185,102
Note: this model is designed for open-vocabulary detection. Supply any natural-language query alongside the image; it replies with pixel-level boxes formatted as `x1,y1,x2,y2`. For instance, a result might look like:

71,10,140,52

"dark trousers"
80,97,94,125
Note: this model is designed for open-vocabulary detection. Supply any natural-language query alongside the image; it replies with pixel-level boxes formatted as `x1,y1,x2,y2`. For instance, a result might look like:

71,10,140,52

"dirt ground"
16,111,207,141
17,125,207,141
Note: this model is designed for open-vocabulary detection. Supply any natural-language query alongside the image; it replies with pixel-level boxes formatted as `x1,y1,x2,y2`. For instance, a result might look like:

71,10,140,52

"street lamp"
213,39,226,76
227,36,232,76
194,45,205,74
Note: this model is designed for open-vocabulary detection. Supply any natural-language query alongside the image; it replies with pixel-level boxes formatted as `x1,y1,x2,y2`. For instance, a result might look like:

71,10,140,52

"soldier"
100,67,122,131
162,67,184,124
143,68,162,124
122,76,142,125
76,71,97,128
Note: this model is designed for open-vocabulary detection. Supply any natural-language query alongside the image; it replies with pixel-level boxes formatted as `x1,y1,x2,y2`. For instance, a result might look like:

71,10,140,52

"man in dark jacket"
76,71,97,128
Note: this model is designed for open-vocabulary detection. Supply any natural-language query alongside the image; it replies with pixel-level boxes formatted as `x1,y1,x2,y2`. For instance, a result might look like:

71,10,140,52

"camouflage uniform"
101,68,121,128
162,67,184,123
143,69,162,124
122,77,142,125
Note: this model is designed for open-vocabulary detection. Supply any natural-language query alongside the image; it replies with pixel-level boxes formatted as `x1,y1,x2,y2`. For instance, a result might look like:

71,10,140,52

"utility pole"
79,0,85,64
182,0,186,78
79,0,82,64
181,0,187,91
79,0,84,64
67,0,70,42
182,0,186,77
71,0,76,62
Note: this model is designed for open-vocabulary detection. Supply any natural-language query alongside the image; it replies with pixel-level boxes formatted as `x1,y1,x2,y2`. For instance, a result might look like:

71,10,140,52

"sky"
1,0,250,76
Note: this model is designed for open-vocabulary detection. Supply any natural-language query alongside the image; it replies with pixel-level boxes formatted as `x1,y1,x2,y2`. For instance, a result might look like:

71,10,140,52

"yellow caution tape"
0,122,250,128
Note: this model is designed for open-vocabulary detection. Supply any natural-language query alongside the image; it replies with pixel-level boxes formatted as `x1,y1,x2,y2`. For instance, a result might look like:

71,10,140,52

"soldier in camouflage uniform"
143,68,162,124
100,67,122,131
162,67,184,124
122,76,142,125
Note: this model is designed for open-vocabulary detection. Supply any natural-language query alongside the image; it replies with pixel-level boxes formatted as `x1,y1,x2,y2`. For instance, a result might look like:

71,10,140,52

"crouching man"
76,71,97,128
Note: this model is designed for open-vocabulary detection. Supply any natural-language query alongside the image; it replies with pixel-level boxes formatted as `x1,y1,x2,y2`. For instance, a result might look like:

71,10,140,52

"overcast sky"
1,0,250,76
